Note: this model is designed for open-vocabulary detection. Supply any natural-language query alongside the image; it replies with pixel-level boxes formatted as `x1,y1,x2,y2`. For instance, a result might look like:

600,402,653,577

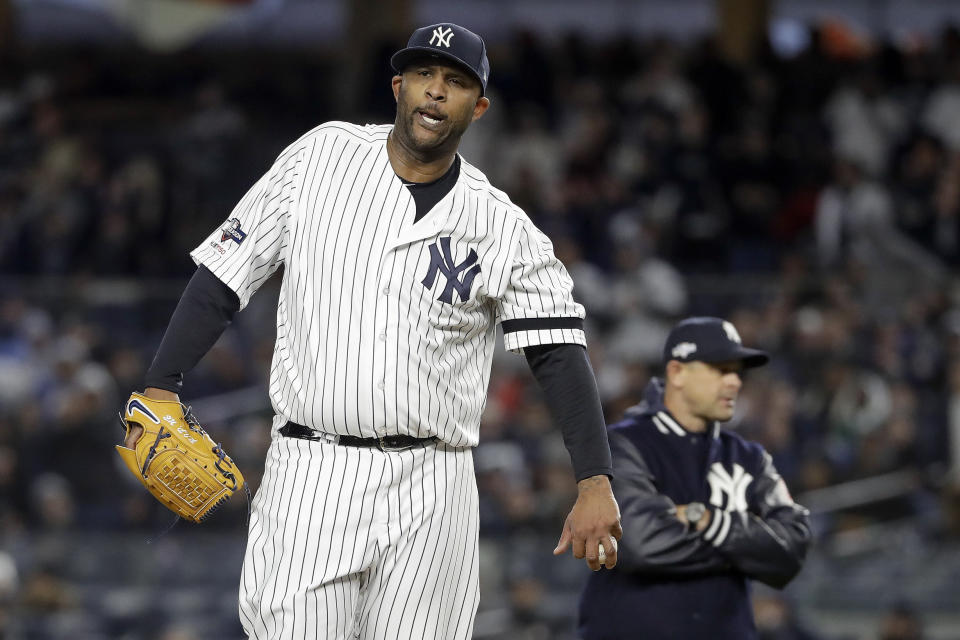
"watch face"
687,502,705,523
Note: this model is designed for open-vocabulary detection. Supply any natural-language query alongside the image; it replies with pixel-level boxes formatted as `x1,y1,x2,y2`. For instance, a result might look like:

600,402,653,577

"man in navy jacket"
579,317,811,639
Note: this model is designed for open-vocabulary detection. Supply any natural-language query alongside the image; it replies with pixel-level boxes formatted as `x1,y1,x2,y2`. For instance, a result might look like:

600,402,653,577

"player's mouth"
416,109,446,130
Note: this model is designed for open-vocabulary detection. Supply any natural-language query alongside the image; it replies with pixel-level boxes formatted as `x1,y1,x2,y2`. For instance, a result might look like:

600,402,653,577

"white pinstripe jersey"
191,122,585,447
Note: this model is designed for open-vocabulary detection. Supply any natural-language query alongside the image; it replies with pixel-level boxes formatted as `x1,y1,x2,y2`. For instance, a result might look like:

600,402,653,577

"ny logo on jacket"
707,462,753,513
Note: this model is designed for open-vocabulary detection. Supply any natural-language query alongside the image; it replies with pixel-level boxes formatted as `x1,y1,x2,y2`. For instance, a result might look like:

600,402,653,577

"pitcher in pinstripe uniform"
125,23,621,639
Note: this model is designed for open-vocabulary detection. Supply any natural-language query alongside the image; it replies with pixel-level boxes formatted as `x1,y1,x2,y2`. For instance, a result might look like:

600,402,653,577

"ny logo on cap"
722,321,742,344
429,26,454,48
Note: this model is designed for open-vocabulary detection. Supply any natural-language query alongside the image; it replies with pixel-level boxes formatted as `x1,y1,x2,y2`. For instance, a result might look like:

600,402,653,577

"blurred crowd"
3,21,960,639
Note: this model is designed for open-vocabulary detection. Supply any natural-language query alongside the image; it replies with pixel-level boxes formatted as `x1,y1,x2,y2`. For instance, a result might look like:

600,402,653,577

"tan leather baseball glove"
116,392,246,523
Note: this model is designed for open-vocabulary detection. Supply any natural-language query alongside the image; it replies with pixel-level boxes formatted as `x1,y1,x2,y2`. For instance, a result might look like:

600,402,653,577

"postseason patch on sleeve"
207,218,248,256
220,218,248,245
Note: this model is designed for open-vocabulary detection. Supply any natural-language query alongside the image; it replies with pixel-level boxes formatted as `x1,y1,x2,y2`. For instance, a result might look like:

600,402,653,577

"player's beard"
393,91,472,160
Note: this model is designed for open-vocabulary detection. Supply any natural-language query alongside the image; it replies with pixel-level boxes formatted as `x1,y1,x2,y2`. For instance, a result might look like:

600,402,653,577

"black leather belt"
279,422,437,451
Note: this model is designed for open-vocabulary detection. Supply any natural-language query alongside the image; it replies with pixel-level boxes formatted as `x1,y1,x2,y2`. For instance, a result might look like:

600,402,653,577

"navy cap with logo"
662,317,769,369
391,23,490,95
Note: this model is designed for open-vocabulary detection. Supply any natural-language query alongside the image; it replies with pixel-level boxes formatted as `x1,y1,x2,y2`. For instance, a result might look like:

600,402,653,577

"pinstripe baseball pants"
239,433,479,639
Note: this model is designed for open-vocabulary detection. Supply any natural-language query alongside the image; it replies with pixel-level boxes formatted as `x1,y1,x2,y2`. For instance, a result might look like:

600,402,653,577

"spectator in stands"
814,156,943,290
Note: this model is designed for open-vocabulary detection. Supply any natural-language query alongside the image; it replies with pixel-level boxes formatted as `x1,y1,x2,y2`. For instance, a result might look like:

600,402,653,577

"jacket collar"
627,377,719,439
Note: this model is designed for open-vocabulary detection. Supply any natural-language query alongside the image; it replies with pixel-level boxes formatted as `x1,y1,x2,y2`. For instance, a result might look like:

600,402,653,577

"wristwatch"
685,502,706,531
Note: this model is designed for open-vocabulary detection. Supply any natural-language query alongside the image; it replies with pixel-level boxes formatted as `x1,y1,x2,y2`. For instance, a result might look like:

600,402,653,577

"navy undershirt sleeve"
144,265,241,393
524,343,614,481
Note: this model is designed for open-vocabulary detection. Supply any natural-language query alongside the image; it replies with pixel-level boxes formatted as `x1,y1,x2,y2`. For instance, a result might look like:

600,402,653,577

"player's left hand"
116,391,246,523
553,475,622,571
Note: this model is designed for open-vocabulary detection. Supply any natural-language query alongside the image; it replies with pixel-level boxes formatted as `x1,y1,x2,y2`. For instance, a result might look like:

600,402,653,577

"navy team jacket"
579,379,811,640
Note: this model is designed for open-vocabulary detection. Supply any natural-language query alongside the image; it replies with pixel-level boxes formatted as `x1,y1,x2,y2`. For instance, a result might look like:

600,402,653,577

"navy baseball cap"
663,317,769,369
391,23,490,95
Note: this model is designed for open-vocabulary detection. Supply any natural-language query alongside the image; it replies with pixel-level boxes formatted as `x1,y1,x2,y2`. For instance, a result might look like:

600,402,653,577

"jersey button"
382,287,390,295
377,380,385,389
378,332,387,341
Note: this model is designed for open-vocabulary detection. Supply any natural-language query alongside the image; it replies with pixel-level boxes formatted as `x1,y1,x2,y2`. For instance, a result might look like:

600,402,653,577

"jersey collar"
383,145,464,251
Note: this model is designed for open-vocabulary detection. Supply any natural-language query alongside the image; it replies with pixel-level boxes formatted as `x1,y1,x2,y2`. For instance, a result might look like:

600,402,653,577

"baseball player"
122,23,621,639
578,317,811,640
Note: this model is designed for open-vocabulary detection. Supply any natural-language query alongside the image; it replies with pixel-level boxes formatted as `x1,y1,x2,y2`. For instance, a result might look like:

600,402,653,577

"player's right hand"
553,475,622,571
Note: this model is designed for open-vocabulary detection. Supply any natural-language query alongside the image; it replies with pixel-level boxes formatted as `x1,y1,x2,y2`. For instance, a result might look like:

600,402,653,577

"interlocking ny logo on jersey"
422,237,480,304
707,462,753,512
429,26,454,47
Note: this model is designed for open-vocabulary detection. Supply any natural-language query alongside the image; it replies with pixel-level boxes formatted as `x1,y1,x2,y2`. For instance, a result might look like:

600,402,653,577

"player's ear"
472,95,490,122
392,75,403,102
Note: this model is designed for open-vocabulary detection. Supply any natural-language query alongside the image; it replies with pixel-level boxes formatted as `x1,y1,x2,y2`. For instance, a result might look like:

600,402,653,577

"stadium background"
3,0,960,637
